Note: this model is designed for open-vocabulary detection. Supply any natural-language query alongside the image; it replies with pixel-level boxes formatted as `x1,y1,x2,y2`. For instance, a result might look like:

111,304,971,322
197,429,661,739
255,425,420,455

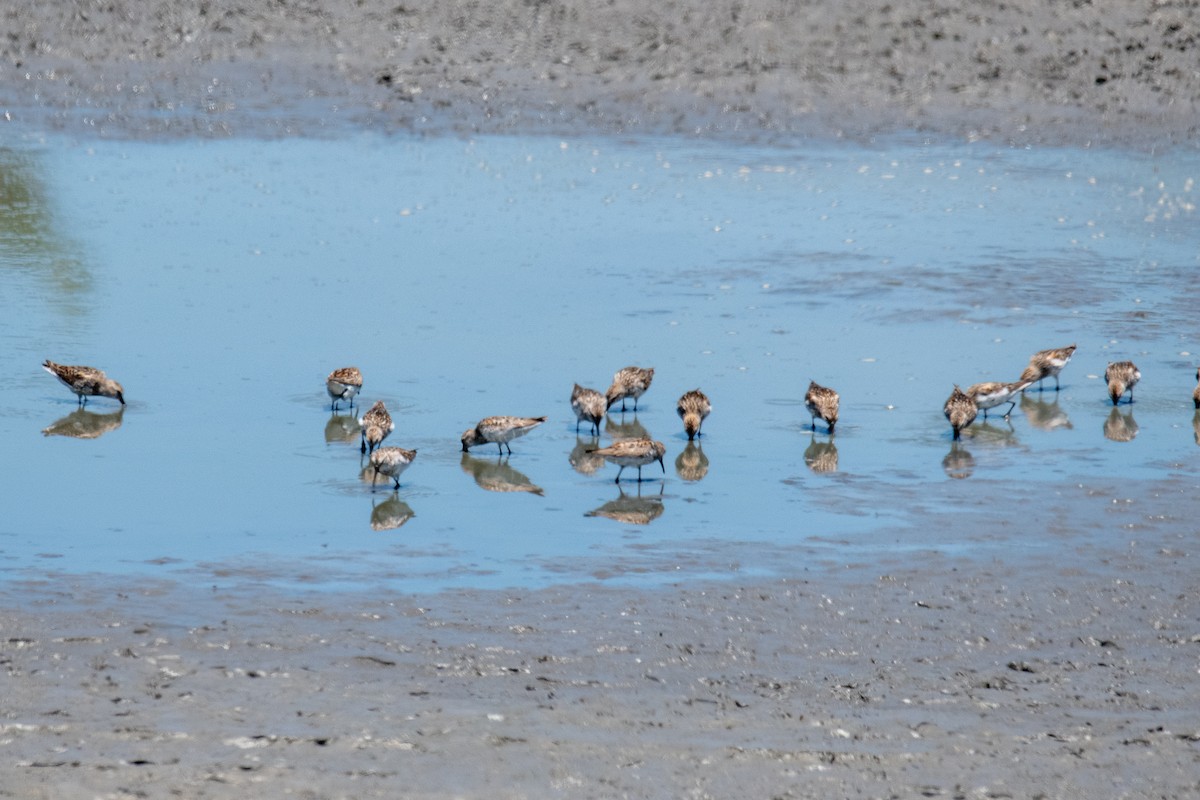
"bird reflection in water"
460,452,544,496
585,483,665,525
942,442,975,479
569,437,606,476
1193,410,1200,446
1019,393,1073,432
41,406,125,439
324,411,360,445
604,413,649,442
675,441,709,482
968,418,1019,447
803,434,838,474
370,495,415,531
1103,407,1138,443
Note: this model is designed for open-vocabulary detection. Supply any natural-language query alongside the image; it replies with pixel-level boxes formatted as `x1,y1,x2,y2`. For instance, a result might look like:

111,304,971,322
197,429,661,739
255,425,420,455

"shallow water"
1,133,1198,592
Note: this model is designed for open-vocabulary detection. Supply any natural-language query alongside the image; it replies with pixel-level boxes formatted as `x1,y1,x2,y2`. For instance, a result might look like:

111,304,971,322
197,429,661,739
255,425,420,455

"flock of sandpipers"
41,349,1200,486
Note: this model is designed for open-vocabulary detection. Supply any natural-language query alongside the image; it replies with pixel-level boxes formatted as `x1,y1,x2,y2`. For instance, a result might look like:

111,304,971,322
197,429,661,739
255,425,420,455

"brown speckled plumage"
943,385,977,441
804,381,839,433
43,360,125,406
676,389,711,440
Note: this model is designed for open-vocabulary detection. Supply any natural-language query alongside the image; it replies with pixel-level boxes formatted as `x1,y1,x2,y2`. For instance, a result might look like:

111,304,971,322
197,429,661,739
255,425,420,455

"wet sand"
4,1,1200,796
2,0,1197,146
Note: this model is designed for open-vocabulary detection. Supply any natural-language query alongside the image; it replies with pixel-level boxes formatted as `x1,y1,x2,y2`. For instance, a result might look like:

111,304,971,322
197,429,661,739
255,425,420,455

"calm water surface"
1,134,1197,592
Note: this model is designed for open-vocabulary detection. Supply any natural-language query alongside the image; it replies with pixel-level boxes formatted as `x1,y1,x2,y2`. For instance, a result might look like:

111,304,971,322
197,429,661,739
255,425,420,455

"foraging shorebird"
605,366,654,412
326,366,363,411
676,388,711,441
42,360,125,406
359,400,394,454
587,437,667,483
1104,361,1141,406
461,415,547,455
570,383,606,436
966,380,1030,419
943,385,978,441
369,446,417,490
804,380,839,433
1020,344,1076,392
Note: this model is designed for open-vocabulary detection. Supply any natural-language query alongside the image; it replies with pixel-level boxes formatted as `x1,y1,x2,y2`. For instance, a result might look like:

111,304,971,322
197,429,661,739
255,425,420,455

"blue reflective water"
1,134,1197,592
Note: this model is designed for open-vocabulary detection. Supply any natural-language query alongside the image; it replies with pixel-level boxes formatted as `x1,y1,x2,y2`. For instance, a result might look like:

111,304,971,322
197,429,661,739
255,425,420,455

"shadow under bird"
943,385,978,441
587,437,667,483
359,400,394,454
1020,344,1076,392
966,379,1031,419
326,366,363,411
42,360,125,406
461,415,547,455
570,383,606,436
676,388,711,440
804,380,839,433
369,446,417,490
1105,361,1140,405
605,366,654,412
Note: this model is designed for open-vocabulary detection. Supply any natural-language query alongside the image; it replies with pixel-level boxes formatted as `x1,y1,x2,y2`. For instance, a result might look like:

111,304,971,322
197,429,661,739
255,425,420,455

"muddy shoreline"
2,0,1197,147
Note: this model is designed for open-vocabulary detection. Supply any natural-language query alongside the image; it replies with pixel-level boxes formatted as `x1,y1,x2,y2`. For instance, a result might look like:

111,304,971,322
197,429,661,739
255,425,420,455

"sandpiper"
605,366,654,412
570,384,606,436
804,380,839,433
587,437,667,483
1105,361,1141,405
461,415,547,455
676,388,711,440
42,360,125,406
943,385,978,441
359,400,394,454
1193,367,1199,409
1020,344,1076,392
369,446,417,490
966,379,1030,419
326,366,363,411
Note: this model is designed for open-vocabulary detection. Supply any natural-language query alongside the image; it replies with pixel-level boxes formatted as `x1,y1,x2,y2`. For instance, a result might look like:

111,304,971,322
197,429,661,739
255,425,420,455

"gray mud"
2,0,1197,146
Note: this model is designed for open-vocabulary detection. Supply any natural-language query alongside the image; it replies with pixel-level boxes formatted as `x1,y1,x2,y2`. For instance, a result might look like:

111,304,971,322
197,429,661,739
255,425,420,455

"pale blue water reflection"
1,134,1197,592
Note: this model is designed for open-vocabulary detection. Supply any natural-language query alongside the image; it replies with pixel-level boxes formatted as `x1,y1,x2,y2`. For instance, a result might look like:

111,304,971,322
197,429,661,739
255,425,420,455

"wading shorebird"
676,388,711,441
359,400,394,454
605,366,654,413
1020,344,1076,392
461,415,547,456
1194,367,1200,410
966,379,1030,419
943,385,978,441
1105,361,1141,406
570,384,606,437
587,437,667,483
326,366,363,411
369,446,417,490
804,380,839,433
42,360,125,406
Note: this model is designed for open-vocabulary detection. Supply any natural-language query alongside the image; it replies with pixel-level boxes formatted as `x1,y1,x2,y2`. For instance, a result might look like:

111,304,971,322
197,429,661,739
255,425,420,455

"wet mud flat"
3,496,1198,800
2,0,1197,146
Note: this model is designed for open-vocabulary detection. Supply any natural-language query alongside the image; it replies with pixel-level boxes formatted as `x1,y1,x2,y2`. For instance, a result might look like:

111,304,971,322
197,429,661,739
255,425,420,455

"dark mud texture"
2,0,1197,146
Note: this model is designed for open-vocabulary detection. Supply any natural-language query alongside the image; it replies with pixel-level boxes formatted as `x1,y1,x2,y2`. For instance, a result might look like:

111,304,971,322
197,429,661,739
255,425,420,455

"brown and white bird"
1192,367,1199,409
587,437,667,483
326,366,363,411
943,385,978,441
804,380,839,433
359,400,394,454
605,366,654,412
1020,344,1076,392
461,415,547,455
966,379,1030,419
1105,361,1141,406
676,389,711,441
570,383,606,436
42,360,125,406
369,446,417,490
